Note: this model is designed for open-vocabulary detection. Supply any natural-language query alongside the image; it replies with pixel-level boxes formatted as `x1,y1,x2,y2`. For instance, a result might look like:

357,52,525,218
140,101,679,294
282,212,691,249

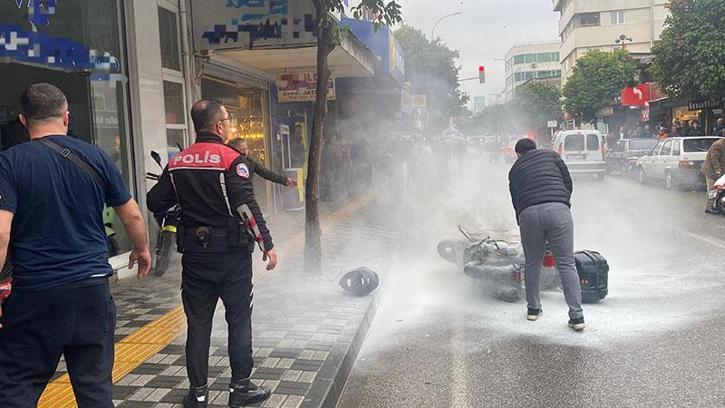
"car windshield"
683,138,719,152
629,139,658,150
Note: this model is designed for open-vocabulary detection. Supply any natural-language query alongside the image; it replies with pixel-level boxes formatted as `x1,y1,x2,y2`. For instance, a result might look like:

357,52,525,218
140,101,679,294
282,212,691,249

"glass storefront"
201,77,271,208
0,0,134,256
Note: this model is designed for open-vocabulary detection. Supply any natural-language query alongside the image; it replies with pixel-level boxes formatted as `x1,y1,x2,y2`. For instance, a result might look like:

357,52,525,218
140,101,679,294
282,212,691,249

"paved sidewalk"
45,197,399,408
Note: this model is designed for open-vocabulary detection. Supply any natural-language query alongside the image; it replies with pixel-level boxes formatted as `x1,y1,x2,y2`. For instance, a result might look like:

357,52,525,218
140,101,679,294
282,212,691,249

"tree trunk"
305,5,335,274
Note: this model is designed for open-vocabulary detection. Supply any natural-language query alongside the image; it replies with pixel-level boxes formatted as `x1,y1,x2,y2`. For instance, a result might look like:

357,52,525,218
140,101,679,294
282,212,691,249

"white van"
552,130,607,179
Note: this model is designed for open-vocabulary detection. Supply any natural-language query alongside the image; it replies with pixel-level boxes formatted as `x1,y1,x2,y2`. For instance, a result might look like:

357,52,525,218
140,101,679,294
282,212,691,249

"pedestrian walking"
508,138,585,331
703,137,725,214
147,100,277,408
227,138,297,188
0,83,151,407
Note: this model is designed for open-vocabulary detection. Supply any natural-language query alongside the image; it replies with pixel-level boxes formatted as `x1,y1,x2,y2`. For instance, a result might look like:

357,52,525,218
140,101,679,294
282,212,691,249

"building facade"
503,41,562,101
0,0,394,279
554,0,669,77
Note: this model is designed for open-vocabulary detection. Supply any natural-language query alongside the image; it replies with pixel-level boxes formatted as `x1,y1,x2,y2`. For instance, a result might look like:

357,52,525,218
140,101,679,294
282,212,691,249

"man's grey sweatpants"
519,202,583,320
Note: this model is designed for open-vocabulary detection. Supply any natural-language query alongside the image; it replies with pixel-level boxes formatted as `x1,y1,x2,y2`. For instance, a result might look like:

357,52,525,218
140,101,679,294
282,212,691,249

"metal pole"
431,12,462,40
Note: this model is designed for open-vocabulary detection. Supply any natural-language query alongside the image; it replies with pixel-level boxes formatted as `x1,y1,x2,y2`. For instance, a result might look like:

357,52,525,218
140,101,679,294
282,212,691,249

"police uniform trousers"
181,250,254,387
0,278,116,408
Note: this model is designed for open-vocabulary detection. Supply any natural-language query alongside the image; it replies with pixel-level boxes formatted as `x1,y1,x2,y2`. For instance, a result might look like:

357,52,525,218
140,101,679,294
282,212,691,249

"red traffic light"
478,66,486,84
479,66,485,72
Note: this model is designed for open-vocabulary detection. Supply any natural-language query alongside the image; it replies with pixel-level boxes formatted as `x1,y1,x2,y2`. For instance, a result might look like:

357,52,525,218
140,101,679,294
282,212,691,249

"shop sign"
621,83,651,107
547,120,558,128
191,0,317,51
688,97,724,111
277,72,335,103
411,95,427,109
0,7,120,77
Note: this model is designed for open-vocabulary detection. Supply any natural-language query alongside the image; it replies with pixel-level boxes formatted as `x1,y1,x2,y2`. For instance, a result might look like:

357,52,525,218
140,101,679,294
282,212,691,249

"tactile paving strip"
37,307,186,408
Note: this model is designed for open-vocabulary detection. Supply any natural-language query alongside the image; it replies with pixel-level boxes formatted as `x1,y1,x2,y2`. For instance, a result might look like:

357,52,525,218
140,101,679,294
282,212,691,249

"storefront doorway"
201,77,271,209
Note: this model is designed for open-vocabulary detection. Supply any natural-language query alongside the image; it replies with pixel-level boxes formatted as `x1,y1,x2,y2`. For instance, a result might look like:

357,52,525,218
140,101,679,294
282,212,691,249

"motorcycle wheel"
154,230,174,277
107,236,120,258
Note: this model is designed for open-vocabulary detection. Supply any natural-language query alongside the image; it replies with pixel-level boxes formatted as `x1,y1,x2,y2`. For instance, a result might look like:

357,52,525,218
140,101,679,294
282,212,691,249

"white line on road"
675,228,725,249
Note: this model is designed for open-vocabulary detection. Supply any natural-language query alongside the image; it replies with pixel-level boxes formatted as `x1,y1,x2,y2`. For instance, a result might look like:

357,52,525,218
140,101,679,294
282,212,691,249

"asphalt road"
338,158,725,408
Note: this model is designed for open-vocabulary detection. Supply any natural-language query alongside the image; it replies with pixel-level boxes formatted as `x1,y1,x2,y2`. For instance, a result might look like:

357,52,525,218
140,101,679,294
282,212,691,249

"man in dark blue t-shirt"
0,83,152,407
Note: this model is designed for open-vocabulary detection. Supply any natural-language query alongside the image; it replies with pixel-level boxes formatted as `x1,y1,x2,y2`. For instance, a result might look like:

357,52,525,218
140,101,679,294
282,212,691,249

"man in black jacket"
227,139,297,188
508,138,585,331
148,100,277,407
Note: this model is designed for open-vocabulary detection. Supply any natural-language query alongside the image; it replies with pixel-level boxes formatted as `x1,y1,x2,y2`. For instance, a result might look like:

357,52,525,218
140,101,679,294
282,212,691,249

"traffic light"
478,66,486,84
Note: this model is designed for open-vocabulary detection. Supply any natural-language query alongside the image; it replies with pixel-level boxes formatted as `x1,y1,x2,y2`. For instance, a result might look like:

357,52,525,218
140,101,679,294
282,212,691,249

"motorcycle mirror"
150,151,162,168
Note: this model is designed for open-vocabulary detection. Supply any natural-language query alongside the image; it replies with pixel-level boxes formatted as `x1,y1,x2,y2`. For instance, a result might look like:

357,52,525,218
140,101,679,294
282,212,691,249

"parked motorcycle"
103,207,120,257
146,151,181,277
708,174,725,213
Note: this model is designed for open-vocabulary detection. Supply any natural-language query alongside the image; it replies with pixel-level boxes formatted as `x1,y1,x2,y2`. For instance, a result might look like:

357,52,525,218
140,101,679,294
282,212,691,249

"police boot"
228,379,271,407
183,384,209,408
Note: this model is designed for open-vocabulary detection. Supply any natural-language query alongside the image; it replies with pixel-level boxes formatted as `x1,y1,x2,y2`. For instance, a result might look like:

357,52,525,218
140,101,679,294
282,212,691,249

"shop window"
158,7,182,72
579,12,600,27
163,81,186,125
0,0,135,257
611,10,625,25
201,78,271,208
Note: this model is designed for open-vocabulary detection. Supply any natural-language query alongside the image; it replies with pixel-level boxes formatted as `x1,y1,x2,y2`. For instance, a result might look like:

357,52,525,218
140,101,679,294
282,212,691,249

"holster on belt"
178,220,251,253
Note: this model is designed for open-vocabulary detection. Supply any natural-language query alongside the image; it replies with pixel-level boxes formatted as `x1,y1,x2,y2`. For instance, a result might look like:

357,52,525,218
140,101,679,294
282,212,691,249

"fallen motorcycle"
438,226,608,303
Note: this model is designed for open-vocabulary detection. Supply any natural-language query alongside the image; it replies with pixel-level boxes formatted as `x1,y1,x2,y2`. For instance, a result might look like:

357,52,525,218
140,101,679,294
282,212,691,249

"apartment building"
554,0,669,77
503,41,562,101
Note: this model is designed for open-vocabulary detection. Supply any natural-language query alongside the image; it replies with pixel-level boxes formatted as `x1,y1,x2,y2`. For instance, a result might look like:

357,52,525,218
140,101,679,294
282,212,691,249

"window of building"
158,3,188,159
611,10,625,25
579,12,600,27
514,55,526,65
158,7,181,71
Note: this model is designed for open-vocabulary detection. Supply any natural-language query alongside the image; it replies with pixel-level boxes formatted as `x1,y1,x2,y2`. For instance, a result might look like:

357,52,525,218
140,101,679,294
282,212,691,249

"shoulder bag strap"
38,138,105,188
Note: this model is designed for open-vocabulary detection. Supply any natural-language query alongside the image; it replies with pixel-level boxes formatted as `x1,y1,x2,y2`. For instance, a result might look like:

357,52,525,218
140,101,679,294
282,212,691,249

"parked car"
636,136,723,189
552,130,607,179
607,138,660,176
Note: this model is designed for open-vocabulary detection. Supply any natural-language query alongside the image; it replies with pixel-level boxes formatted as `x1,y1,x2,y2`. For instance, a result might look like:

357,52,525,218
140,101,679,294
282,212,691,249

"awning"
213,33,376,79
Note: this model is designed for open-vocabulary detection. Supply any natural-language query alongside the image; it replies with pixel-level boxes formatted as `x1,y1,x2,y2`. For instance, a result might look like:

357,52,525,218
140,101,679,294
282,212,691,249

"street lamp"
431,12,462,41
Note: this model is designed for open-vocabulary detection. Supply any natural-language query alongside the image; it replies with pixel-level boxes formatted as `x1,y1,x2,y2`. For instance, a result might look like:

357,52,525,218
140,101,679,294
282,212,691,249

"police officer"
148,100,277,407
